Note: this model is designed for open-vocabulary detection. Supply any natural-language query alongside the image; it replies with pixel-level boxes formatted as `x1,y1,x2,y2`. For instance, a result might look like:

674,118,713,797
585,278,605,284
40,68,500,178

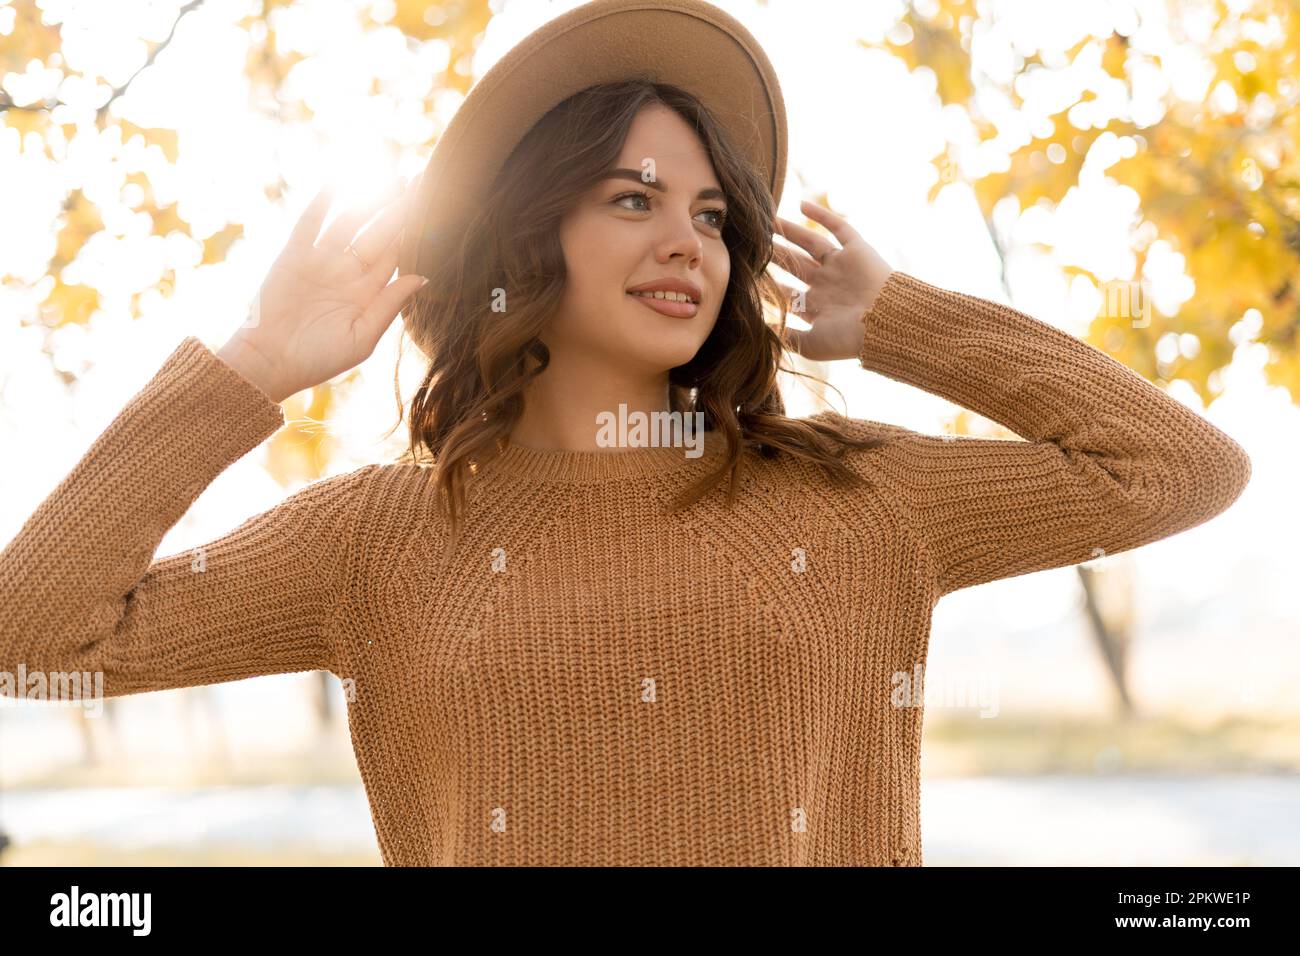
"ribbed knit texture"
0,271,1251,866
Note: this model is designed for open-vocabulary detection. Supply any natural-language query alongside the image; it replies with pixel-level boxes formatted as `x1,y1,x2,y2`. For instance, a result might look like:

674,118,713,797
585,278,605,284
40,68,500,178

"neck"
508,349,677,453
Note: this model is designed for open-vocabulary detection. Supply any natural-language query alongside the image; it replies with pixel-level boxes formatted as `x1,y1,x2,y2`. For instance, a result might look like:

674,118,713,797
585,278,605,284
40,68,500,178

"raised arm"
0,171,429,701
0,336,375,699
828,270,1252,598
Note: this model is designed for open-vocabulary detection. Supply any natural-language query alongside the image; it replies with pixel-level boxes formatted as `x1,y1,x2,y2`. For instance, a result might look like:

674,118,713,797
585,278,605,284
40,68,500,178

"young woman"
0,2,1250,867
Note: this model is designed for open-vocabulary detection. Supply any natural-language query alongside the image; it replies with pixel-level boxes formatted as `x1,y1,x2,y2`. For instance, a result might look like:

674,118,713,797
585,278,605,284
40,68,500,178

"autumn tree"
859,0,1294,713
0,0,492,482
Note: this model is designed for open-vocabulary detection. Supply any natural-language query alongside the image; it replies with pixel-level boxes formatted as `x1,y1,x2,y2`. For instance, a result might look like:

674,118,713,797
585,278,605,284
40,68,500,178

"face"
550,103,731,376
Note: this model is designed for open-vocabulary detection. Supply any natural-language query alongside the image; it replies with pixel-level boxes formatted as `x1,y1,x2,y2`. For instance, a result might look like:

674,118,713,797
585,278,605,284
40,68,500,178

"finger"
287,183,334,252
770,239,819,284
798,198,863,248
348,179,421,267
359,273,429,346
355,224,404,299
320,203,383,255
319,177,404,252
776,214,838,261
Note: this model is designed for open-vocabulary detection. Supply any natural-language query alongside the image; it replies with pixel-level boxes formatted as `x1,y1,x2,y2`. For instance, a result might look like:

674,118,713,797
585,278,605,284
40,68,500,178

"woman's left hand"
769,199,895,362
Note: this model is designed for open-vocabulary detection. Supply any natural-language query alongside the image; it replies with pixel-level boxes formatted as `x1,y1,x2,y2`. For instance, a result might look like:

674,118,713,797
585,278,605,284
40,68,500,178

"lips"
625,277,703,303
626,291,699,319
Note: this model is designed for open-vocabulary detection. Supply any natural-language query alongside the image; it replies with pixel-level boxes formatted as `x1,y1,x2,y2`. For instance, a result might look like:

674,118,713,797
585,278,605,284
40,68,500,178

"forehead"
614,106,719,187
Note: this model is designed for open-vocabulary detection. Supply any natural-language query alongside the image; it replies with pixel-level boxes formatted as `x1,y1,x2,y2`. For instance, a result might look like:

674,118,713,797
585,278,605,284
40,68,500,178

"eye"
611,189,728,231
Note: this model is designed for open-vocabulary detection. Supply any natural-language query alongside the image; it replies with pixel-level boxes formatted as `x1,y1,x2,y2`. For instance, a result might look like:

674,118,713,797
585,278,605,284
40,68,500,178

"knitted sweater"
0,270,1251,866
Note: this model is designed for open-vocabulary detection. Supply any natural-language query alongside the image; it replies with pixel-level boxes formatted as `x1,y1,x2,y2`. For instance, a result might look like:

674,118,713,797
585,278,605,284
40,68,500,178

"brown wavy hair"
387,78,889,552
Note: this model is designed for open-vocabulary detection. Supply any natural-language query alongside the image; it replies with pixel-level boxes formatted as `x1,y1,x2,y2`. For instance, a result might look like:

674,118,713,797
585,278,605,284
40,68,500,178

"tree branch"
0,0,207,117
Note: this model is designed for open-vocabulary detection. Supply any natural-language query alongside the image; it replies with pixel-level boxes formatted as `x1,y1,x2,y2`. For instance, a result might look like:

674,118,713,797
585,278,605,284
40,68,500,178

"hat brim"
397,0,787,353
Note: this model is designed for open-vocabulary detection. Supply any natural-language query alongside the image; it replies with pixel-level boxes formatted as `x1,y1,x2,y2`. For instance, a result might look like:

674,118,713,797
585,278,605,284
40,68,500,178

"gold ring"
345,243,370,270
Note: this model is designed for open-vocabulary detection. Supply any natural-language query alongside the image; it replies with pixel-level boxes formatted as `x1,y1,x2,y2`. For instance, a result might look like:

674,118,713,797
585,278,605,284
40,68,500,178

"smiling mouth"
626,290,699,305
626,291,699,318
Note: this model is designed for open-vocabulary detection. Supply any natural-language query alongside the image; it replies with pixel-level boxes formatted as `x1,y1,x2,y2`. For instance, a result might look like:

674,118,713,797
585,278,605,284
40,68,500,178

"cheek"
708,250,731,308
561,217,631,299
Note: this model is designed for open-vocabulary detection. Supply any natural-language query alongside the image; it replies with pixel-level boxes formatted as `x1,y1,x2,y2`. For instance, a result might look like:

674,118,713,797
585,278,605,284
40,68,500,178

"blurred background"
1,0,1296,866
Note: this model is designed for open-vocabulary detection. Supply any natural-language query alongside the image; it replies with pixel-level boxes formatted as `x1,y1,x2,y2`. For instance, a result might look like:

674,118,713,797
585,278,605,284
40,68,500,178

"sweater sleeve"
833,270,1252,599
0,335,374,700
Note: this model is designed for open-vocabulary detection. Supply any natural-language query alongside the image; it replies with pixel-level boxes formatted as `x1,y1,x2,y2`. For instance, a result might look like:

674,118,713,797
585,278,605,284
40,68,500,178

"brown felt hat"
396,0,788,359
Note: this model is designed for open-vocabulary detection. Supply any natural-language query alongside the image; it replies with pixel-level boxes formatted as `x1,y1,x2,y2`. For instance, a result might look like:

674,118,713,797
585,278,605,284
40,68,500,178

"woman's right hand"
217,174,429,404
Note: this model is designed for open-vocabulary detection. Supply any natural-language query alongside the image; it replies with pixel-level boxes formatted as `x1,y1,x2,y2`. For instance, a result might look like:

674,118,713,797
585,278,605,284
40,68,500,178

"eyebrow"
602,168,727,202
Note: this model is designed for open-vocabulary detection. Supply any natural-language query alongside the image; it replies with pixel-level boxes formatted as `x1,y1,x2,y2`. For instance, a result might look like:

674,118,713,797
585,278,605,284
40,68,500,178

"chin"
625,326,708,368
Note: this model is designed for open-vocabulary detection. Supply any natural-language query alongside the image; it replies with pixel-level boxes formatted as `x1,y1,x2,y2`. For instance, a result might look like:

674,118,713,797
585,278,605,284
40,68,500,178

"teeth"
629,290,696,303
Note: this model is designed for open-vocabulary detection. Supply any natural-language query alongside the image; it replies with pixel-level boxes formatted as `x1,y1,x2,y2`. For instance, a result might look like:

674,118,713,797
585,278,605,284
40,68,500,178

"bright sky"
1,0,1296,722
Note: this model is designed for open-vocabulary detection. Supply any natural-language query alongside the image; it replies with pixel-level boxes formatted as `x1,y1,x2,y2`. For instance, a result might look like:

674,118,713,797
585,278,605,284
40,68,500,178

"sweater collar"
483,430,731,482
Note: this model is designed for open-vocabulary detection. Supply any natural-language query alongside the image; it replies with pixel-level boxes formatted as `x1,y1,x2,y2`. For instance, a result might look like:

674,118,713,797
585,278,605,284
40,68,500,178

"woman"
0,1,1251,866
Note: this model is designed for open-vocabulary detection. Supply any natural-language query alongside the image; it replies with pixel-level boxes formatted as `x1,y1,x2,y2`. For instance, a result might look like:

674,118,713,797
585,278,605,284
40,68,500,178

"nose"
654,206,705,266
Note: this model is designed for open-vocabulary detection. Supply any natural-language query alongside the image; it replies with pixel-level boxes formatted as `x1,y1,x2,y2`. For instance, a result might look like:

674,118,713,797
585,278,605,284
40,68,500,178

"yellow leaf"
41,277,99,327
3,107,48,140
53,189,104,270
149,203,188,238
119,119,180,163
202,223,244,264
0,1,63,74
267,385,339,485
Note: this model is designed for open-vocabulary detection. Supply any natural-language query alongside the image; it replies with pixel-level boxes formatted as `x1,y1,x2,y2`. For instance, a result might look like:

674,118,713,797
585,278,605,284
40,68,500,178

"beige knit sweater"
0,270,1251,866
